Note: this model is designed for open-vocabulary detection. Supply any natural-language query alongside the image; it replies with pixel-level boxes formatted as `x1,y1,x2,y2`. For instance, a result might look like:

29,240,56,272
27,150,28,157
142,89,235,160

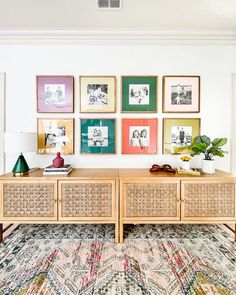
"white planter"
202,159,215,174
181,161,190,170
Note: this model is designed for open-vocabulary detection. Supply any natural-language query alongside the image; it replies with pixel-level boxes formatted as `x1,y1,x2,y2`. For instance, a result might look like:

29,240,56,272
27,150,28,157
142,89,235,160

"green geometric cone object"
12,153,30,173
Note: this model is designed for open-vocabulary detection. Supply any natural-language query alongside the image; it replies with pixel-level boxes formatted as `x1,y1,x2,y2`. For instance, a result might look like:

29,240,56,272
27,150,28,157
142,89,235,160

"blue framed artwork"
81,119,116,154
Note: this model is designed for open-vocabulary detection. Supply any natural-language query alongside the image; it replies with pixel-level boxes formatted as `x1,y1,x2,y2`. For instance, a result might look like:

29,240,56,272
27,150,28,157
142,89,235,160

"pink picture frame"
162,76,200,113
122,118,157,154
37,76,74,113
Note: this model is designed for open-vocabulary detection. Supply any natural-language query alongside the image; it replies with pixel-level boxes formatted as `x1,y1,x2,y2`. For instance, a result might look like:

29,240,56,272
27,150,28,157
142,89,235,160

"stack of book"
43,164,72,176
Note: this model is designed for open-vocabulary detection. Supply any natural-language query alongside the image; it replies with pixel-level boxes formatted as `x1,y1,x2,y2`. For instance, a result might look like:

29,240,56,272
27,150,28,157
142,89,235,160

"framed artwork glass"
37,118,74,154
81,119,116,154
163,118,201,154
37,76,74,113
122,118,157,154
80,76,116,113
162,76,200,113
121,76,158,113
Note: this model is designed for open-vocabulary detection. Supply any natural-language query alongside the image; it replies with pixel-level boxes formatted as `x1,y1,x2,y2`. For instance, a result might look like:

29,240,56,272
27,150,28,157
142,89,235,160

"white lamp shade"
4,132,37,154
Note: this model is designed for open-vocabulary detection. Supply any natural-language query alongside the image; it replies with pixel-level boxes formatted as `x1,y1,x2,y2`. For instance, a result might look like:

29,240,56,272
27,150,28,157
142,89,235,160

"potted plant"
180,155,191,170
191,135,227,174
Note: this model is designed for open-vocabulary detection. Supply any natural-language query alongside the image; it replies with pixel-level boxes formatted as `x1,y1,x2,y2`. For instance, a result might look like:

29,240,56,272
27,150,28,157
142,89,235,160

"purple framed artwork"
37,76,74,113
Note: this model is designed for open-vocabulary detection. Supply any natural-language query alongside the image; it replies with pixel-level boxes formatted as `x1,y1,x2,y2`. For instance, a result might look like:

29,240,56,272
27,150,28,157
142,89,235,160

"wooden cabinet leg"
235,224,236,241
115,220,119,244
119,181,124,244
115,180,119,244
119,221,124,244
0,224,3,243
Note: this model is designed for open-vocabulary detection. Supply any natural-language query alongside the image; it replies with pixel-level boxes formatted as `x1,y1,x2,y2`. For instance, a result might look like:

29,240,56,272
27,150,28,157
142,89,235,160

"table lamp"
4,132,37,176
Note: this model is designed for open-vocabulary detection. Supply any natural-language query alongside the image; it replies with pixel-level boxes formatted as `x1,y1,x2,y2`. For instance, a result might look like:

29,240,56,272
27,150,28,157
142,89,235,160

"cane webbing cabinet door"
0,180,57,221
121,179,181,222
58,180,116,222
181,180,236,221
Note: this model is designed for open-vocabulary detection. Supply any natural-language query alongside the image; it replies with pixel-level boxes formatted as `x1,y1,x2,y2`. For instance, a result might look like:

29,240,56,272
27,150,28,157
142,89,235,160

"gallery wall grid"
36,75,201,155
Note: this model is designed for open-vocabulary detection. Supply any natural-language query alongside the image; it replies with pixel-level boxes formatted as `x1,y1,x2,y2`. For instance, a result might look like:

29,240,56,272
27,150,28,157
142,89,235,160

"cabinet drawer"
181,181,236,221
58,180,116,221
122,180,180,220
0,180,57,221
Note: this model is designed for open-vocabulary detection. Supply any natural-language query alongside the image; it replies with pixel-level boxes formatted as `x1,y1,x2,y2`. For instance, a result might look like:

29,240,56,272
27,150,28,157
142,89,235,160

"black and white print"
88,126,108,147
129,126,150,147
171,84,192,105
44,126,67,147
171,126,192,147
87,84,108,105
44,84,65,105
129,84,150,105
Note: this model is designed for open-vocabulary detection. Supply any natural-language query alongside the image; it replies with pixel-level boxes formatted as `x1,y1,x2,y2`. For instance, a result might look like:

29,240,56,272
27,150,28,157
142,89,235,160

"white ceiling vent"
97,0,122,10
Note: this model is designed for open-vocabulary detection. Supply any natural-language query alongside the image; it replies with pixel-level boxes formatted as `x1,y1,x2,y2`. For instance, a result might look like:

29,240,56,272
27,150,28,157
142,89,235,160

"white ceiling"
0,0,236,30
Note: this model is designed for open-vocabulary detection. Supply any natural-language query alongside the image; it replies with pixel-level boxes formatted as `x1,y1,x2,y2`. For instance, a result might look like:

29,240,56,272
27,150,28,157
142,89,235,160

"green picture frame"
121,76,158,112
81,119,116,154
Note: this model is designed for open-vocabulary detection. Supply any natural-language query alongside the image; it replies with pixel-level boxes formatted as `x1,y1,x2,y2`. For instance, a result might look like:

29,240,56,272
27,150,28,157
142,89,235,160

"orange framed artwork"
122,118,158,154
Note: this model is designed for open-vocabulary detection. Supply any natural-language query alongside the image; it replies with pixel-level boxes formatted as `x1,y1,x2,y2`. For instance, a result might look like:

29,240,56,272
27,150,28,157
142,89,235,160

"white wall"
231,74,236,175
0,73,5,174
0,45,235,172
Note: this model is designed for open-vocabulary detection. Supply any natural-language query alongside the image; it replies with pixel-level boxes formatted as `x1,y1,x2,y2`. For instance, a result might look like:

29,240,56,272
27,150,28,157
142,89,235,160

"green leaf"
193,135,211,146
208,147,228,158
211,150,225,157
212,138,227,147
191,135,228,159
191,142,208,152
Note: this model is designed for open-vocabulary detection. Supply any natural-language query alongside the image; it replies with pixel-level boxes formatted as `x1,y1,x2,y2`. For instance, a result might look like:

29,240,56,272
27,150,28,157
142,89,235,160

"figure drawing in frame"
171,84,192,105
87,84,108,105
88,126,108,147
129,126,150,147
171,126,192,147
44,126,67,147
44,84,66,105
129,84,150,105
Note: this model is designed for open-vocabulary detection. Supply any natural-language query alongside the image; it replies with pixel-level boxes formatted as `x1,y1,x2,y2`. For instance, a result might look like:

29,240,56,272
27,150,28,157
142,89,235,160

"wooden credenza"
119,169,236,243
0,168,236,243
0,169,119,243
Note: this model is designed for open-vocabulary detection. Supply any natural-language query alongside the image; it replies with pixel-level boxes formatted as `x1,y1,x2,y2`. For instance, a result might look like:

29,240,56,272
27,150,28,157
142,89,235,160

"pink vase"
53,152,64,168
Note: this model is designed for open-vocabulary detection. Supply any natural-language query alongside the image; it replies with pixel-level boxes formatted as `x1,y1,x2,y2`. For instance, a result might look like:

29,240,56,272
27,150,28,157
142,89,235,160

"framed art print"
37,76,74,113
162,76,200,113
81,119,116,154
80,76,116,113
122,118,157,154
163,118,200,154
37,118,74,154
121,76,158,112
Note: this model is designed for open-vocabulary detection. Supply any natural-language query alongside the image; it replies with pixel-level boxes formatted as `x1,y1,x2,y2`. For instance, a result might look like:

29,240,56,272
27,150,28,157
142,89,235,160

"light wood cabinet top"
0,168,119,180
0,168,234,180
118,169,233,180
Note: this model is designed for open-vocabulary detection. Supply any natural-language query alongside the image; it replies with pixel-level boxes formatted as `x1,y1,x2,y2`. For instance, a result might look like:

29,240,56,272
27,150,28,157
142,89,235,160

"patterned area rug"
0,224,236,295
